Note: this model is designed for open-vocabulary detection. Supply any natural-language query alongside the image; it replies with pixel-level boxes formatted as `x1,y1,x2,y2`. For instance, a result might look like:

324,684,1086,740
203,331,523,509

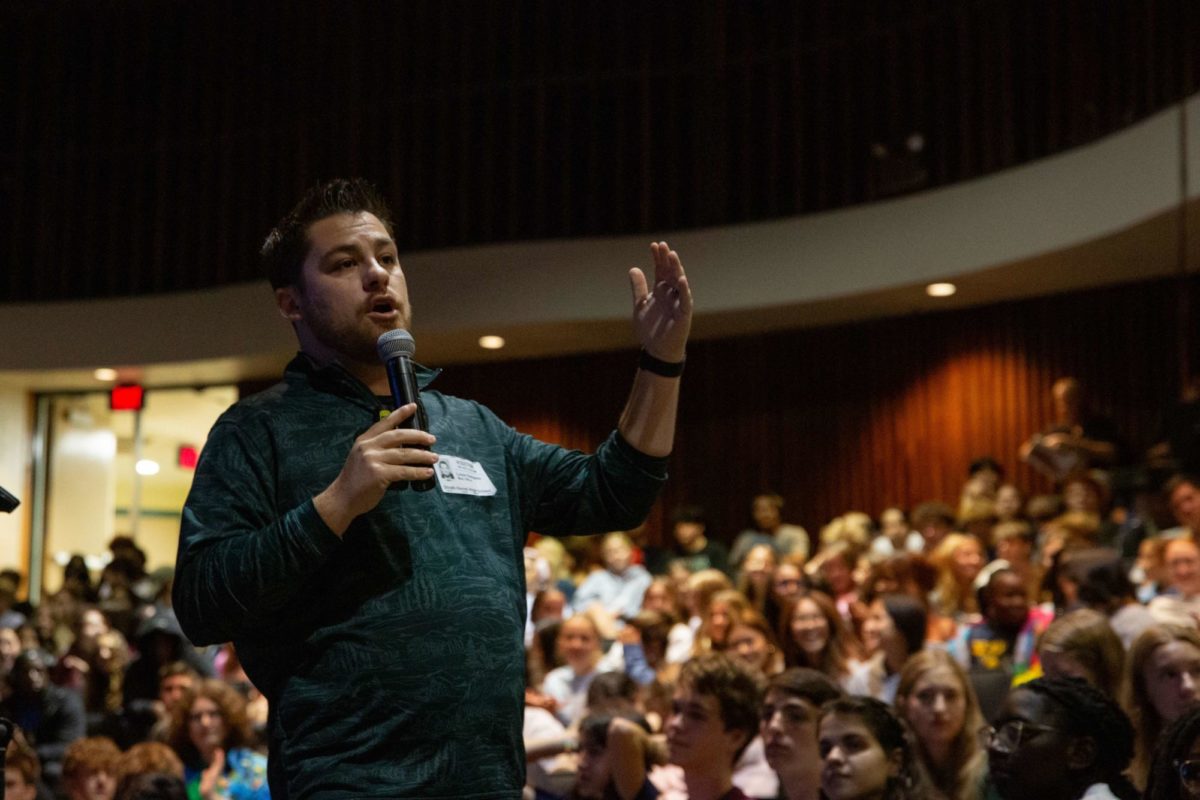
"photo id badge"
434,455,498,497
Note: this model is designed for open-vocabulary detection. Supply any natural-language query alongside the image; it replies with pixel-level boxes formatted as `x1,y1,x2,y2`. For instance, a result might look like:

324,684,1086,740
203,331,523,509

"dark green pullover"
174,355,668,798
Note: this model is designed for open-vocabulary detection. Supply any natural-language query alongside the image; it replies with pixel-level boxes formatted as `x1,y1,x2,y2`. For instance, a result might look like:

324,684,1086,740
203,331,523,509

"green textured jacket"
173,355,668,799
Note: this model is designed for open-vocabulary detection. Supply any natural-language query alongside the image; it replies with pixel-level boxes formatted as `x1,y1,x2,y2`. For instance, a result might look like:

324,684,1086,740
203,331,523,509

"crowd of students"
6,443,1200,797
0,538,267,800
520,465,1200,800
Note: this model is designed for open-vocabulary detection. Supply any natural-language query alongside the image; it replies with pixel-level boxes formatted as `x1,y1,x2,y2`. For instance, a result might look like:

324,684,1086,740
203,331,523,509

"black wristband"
639,349,685,377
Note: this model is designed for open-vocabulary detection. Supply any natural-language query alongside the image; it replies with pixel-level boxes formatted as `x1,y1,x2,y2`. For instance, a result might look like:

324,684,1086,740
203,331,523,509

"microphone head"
376,329,416,362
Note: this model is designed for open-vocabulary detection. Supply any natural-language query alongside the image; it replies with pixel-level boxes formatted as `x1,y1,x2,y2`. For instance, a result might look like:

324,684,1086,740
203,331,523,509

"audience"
8,447,1200,800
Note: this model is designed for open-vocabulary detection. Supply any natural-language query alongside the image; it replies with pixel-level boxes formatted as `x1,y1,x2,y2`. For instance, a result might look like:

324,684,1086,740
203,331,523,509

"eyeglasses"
1177,759,1200,792
977,721,1060,753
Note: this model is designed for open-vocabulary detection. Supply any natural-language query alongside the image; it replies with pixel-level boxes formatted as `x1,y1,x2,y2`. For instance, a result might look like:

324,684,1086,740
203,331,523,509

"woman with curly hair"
894,650,986,800
167,679,268,800
780,590,867,692
1124,624,1200,790
817,695,930,800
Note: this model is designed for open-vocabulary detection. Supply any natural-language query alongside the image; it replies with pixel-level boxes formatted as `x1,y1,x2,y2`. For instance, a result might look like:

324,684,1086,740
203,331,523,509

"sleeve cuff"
613,431,670,477
292,499,344,557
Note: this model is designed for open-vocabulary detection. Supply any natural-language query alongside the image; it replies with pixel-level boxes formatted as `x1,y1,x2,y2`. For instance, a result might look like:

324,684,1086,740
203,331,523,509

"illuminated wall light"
926,282,957,298
135,459,160,476
94,368,118,381
478,335,506,350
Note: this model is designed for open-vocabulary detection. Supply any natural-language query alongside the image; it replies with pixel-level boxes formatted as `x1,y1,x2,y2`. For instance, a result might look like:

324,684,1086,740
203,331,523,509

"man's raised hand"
629,241,692,363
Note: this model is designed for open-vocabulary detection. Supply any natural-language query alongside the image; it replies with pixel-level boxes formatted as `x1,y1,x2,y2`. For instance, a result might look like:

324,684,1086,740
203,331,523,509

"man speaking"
173,179,692,798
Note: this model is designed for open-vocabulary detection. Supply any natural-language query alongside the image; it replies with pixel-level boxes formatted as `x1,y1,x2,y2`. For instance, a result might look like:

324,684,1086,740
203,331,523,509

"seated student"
544,615,608,726
948,566,1053,684
894,650,986,800
779,591,869,693
1149,538,1200,627
1036,608,1125,699
112,742,185,799
1124,625,1200,790
573,712,662,800
858,594,927,703
2,650,87,792
984,676,1138,800
817,696,929,800
573,533,654,623
660,653,765,800
726,609,783,678
5,735,42,800
116,774,188,800
62,736,120,800
760,668,842,800
1144,704,1200,800
1073,549,1157,650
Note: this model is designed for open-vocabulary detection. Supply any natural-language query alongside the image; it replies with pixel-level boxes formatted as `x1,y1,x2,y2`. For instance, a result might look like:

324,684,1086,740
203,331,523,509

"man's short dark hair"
911,501,955,528
261,178,396,290
1166,472,1200,498
767,667,842,708
678,653,765,762
968,456,1003,478
672,504,707,527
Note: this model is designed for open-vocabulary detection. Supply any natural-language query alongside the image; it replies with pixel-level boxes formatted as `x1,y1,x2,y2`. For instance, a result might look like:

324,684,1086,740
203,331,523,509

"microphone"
376,329,435,492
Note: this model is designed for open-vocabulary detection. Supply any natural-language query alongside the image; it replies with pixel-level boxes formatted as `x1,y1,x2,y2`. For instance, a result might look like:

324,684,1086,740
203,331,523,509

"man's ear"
1066,736,1096,771
723,726,752,765
275,286,302,322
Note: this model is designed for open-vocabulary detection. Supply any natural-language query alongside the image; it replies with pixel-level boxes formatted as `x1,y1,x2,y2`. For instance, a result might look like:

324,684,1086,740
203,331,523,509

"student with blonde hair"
894,649,986,800
930,533,986,619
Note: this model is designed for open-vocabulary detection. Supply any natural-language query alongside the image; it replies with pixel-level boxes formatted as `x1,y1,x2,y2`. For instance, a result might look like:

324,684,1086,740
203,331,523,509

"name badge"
434,455,497,497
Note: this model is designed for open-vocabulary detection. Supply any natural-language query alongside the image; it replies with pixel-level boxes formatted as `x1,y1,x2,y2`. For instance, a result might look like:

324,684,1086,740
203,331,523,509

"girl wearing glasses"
894,649,986,800
984,676,1137,800
1145,705,1200,800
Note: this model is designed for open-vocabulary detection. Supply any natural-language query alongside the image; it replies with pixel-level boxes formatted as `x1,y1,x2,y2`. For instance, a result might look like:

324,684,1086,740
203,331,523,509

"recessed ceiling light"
926,282,957,298
478,335,506,350
94,368,118,381
135,459,160,476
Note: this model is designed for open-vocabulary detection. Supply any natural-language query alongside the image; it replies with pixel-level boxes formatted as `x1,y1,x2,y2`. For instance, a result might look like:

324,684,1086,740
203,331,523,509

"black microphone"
376,329,435,492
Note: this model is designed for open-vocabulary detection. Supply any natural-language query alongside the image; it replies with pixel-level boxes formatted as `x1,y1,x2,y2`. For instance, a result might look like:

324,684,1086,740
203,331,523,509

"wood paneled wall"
433,275,1194,545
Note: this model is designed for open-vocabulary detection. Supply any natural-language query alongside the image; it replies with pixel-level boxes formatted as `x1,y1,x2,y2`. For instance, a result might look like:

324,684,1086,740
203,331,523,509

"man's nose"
362,258,390,288
1182,670,1196,696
